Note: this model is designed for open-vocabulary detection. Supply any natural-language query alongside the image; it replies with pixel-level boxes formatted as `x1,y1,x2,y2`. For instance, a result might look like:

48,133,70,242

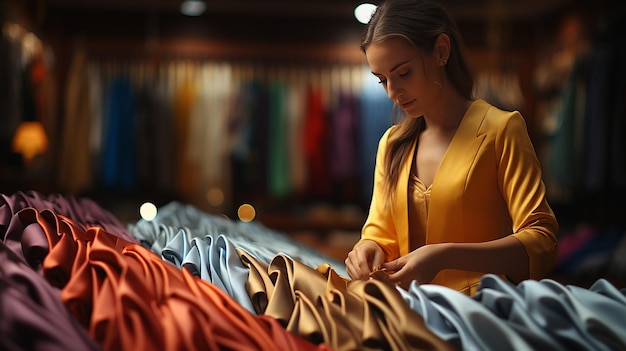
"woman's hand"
381,236,531,288
345,240,385,280
381,243,448,289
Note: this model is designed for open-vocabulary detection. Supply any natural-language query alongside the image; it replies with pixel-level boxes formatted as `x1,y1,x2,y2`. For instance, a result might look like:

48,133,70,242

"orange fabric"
15,207,332,351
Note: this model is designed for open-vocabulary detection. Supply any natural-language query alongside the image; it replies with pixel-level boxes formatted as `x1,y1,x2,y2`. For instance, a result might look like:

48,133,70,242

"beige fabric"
238,249,454,350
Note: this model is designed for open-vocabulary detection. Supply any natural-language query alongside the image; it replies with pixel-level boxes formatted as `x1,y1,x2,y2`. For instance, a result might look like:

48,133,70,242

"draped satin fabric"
0,190,137,243
397,274,626,351
401,283,537,350
0,241,101,351
2,203,331,351
160,229,256,313
3,191,626,351
130,201,348,277
509,278,626,350
238,250,454,351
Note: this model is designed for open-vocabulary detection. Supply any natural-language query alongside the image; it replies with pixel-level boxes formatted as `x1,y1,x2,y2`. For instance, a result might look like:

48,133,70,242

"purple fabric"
0,190,137,243
0,240,101,351
330,90,358,180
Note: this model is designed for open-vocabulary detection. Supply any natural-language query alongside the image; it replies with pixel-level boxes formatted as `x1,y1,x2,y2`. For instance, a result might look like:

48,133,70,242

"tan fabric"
238,249,454,350
58,48,92,193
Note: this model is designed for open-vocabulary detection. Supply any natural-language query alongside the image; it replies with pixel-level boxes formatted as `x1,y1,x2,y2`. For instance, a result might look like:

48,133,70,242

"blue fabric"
100,75,137,190
399,281,535,350
398,274,626,351
358,69,394,204
129,201,350,312
161,229,256,313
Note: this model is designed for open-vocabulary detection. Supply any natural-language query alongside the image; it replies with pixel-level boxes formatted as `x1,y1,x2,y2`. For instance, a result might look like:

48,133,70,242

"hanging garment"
58,49,93,193
303,87,332,199
0,33,21,143
329,90,360,202
188,63,234,203
134,76,175,191
268,80,290,198
583,41,615,193
357,67,394,204
545,56,588,200
171,63,199,199
286,75,307,194
100,74,137,191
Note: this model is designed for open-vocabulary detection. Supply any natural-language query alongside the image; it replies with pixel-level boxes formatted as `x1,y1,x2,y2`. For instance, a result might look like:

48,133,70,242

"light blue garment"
399,282,535,351
398,281,461,345
130,201,347,277
358,67,394,204
133,210,256,313
539,279,626,351
587,278,626,306
160,229,256,314
474,275,567,351
128,201,349,314
477,274,626,351
399,274,626,351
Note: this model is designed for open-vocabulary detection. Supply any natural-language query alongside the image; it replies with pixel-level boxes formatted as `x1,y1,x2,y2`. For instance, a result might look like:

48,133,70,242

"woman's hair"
361,0,474,203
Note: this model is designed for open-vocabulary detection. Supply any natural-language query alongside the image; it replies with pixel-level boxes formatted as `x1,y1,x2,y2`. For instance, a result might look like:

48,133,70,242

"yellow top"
358,99,558,295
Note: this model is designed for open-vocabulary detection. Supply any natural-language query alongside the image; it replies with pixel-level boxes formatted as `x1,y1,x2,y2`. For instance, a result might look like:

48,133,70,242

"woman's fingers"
345,242,386,280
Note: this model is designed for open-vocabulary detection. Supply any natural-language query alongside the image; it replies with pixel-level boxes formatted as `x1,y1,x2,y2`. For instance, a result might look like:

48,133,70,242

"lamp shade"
12,121,49,164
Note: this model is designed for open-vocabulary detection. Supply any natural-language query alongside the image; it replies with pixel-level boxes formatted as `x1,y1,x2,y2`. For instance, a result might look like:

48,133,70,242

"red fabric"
303,88,331,198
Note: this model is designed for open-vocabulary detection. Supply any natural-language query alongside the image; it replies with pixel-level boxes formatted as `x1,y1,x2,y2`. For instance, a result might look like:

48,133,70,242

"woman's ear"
434,33,451,66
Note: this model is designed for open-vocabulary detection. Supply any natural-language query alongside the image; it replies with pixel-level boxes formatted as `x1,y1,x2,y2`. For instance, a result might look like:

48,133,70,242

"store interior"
1,0,625,288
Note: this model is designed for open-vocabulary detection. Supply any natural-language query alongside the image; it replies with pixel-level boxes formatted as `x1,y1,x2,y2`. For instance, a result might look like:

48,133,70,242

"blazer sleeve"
357,127,401,260
496,112,559,280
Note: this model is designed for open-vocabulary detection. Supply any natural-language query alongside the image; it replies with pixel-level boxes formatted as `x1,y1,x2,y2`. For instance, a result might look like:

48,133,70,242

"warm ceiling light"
354,3,377,24
180,0,206,16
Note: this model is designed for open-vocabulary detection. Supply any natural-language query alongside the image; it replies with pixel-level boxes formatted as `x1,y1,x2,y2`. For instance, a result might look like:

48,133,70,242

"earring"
442,59,447,65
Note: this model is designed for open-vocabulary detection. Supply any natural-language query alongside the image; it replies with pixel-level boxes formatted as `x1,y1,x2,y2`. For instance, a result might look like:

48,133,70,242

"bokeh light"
237,203,256,222
207,187,225,207
354,3,377,24
140,202,158,221
180,0,206,16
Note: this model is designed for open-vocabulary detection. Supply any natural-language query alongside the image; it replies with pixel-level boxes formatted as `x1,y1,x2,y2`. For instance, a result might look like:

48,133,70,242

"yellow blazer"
359,99,558,294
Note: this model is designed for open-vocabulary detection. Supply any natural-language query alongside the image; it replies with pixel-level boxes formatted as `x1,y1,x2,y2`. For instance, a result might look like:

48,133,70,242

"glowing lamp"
12,121,49,165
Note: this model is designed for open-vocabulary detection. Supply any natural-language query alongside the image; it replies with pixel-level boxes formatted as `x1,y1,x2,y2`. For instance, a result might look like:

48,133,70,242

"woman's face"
365,36,442,118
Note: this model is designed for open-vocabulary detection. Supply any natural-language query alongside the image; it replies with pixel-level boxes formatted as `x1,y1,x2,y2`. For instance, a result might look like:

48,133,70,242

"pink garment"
556,223,596,265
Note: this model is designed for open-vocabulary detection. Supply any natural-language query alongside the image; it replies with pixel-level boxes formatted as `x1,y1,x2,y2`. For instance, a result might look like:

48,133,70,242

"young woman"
344,0,558,295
